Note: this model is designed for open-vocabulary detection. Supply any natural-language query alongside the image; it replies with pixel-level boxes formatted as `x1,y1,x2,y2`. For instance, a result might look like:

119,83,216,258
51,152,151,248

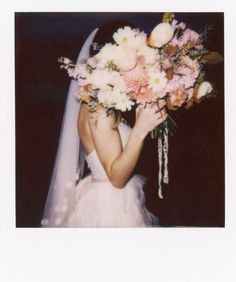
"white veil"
41,28,98,227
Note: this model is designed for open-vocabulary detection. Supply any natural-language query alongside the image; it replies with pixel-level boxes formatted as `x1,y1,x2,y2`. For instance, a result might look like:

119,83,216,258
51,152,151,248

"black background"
15,12,224,227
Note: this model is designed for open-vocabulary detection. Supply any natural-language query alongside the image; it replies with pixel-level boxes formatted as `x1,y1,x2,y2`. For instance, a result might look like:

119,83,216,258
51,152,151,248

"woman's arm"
88,104,167,188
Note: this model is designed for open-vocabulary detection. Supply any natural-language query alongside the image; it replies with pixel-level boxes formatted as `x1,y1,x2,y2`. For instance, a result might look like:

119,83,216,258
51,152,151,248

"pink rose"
188,29,200,45
171,28,201,48
175,56,199,79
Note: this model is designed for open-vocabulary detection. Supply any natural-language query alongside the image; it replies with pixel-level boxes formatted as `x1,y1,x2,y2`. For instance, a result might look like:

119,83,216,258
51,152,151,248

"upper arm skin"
88,109,123,177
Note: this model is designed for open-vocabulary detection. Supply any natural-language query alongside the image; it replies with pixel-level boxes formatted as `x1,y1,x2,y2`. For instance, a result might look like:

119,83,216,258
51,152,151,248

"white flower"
137,45,157,65
197,81,213,99
89,69,124,90
113,46,136,71
67,68,75,78
114,93,134,112
97,86,134,111
148,69,168,97
149,61,161,70
96,43,136,71
68,65,86,79
63,57,71,64
77,64,90,78
133,32,147,50
113,26,147,50
95,43,118,68
97,87,119,106
150,23,174,48
113,26,137,48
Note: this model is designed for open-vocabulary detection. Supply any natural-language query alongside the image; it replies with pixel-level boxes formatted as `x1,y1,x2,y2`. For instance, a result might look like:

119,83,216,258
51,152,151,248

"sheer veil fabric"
41,28,99,227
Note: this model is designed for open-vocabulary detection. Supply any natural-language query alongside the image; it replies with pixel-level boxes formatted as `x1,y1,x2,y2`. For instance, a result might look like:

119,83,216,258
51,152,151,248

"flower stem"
151,114,177,139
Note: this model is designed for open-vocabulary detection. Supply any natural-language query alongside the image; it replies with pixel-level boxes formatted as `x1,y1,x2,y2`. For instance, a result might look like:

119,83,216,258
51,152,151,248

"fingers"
135,104,145,116
135,103,167,129
154,108,166,118
158,99,166,109
155,113,168,126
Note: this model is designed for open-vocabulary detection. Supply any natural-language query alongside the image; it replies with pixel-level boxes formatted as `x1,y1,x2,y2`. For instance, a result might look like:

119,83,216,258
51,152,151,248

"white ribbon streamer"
158,136,164,199
157,131,169,199
163,131,169,184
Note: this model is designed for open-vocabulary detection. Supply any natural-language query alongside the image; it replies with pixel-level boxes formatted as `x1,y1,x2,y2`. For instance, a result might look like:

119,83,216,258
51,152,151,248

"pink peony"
131,85,157,104
166,75,182,93
122,64,148,93
169,86,188,107
122,65,158,104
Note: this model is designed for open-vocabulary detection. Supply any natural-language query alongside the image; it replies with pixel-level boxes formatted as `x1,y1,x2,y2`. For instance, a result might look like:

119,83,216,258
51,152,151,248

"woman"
41,21,167,227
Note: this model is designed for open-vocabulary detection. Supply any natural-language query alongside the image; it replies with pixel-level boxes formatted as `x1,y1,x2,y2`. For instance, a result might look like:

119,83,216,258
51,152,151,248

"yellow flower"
184,42,192,50
162,12,175,23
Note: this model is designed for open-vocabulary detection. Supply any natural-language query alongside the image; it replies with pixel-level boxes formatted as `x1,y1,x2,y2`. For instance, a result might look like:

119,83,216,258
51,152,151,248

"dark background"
15,12,224,227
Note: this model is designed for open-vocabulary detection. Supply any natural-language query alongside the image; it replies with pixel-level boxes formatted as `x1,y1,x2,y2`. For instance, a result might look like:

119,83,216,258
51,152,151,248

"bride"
41,21,167,228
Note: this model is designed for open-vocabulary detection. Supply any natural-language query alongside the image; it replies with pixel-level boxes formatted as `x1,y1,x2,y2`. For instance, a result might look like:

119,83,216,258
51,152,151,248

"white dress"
65,122,160,227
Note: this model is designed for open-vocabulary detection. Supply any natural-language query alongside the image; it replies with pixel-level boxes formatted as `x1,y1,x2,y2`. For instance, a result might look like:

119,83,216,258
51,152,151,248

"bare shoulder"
88,107,118,131
78,102,89,128
78,103,117,128
77,103,120,155
87,107,123,172
77,103,94,155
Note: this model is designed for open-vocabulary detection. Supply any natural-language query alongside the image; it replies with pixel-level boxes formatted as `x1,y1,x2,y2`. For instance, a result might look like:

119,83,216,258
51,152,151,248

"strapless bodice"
85,122,132,181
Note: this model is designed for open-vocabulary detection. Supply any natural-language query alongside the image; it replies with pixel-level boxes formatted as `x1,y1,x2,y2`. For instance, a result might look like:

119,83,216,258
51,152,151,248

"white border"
1,0,236,281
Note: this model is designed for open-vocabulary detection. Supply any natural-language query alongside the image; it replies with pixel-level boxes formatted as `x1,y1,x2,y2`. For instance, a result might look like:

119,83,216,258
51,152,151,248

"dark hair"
90,19,136,57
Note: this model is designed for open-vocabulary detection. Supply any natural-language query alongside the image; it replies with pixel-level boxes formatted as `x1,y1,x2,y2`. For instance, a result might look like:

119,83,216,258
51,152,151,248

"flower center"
154,77,160,84
122,36,128,42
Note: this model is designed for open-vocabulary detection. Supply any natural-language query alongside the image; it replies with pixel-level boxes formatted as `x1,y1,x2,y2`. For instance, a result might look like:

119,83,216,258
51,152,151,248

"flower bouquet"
59,13,223,198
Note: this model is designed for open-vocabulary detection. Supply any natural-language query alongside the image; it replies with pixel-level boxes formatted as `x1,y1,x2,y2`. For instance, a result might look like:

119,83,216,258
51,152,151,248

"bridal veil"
41,28,98,227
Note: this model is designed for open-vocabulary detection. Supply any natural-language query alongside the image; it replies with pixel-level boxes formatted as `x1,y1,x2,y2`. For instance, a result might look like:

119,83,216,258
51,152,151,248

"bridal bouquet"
59,13,222,198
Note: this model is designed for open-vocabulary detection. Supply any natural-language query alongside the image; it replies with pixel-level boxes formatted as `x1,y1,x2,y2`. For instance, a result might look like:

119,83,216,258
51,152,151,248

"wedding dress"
65,121,160,227
41,28,160,228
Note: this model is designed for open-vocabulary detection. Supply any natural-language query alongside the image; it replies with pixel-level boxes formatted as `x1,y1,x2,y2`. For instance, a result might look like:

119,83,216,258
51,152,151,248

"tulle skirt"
65,174,160,228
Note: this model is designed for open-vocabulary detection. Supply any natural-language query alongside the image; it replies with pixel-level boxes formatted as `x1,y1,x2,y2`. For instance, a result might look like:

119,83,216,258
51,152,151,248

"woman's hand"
134,102,168,140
